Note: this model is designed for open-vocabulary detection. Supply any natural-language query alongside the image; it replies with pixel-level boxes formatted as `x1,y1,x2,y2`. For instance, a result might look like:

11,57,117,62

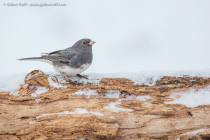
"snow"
1,70,210,109
165,86,210,107
71,89,121,99
103,101,134,112
185,128,210,134
48,76,67,89
77,138,89,140
71,89,98,98
0,98,13,102
0,73,25,93
70,89,150,112
175,128,210,140
46,72,101,85
1,70,210,95
114,123,120,127
10,91,20,96
108,122,120,127
29,108,114,124
99,90,150,112
30,86,49,97
0,73,65,96
76,70,210,86
70,89,151,101
29,120,38,124
125,94,151,101
35,98,41,103
109,116,116,119
104,90,121,98
123,135,131,139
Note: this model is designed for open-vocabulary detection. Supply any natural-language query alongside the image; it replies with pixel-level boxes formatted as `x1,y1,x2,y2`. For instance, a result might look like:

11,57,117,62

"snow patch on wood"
29,108,115,124
165,85,210,107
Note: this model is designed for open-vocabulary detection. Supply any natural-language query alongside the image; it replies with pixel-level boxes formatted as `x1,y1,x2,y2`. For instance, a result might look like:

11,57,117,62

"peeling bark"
0,70,210,140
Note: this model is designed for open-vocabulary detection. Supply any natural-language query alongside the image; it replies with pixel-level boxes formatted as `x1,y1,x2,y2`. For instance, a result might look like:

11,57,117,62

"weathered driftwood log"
0,70,210,140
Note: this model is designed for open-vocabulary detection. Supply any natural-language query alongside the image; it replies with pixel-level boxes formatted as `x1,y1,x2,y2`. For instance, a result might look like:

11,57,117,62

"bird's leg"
76,74,88,79
62,73,78,85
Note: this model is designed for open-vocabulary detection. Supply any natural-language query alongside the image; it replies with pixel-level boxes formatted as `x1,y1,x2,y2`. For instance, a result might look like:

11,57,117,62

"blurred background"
0,0,210,75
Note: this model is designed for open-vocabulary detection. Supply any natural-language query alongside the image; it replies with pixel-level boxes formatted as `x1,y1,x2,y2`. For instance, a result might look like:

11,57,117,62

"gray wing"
42,50,76,63
41,50,63,55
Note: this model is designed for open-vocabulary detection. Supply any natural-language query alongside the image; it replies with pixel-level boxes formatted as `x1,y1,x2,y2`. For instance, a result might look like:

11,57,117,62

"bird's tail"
18,57,43,61
18,57,53,65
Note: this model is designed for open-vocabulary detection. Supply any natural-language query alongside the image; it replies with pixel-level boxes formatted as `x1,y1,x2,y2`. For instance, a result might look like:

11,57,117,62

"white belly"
54,64,91,75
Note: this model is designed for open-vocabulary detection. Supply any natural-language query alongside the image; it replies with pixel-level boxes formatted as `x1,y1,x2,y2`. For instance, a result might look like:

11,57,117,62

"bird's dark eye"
83,42,86,44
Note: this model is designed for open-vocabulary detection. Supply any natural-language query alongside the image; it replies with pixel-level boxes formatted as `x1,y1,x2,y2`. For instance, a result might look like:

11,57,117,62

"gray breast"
68,53,93,69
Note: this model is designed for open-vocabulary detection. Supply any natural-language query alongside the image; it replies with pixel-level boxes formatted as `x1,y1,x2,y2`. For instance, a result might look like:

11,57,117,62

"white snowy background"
0,0,210,75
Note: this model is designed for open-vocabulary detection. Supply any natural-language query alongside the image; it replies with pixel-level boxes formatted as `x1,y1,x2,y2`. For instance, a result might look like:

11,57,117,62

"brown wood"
0,70,210,140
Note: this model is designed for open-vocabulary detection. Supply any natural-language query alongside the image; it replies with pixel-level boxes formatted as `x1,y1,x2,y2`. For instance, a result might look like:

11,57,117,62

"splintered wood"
0,70,210,140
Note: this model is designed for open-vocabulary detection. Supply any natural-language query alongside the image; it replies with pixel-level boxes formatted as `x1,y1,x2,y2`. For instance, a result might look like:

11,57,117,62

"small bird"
18,38,95,85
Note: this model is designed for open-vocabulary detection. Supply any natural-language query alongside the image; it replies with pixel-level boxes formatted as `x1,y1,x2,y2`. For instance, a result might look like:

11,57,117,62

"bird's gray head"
72,38,95,53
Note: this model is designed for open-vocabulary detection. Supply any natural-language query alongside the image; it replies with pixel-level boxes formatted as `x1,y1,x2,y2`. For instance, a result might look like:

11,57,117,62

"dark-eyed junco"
18,38,96,85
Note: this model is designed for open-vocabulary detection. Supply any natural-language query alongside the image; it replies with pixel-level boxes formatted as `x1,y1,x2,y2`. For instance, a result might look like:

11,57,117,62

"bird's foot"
68,80,80,86
62,74,80,86
76,74,88,79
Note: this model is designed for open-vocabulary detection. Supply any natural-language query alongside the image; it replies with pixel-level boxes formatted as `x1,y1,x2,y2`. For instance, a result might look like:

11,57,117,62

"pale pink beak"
89,40,96,46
